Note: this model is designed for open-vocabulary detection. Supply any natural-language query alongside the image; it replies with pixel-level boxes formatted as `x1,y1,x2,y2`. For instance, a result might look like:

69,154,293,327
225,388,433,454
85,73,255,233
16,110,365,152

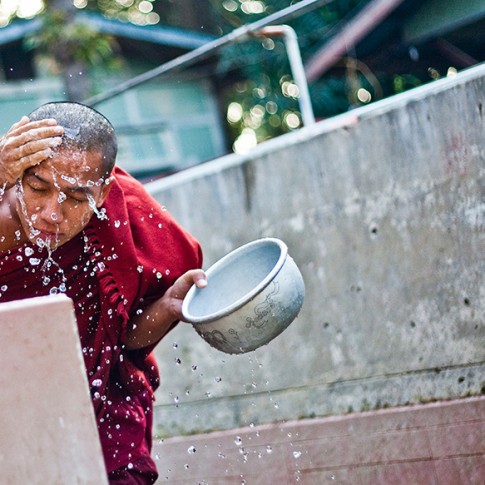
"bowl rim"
181,237,288,324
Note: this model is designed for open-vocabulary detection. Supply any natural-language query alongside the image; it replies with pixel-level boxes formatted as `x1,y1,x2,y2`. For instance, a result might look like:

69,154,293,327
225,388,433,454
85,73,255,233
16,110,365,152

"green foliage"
25,10,119,69
216,0,371,148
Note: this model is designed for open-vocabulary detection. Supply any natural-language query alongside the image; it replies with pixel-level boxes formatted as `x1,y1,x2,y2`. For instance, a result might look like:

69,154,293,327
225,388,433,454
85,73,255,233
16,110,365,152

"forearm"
122,268,207,350
123,297,179,350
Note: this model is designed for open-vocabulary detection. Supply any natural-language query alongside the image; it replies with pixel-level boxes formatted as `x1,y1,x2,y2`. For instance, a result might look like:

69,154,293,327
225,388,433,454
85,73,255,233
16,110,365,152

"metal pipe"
256,26,315,126
305,0,405,81
84,0,335,106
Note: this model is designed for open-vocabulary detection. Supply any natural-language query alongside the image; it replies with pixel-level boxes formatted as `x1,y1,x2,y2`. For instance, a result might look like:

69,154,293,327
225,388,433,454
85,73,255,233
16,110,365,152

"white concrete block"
0,294,107,485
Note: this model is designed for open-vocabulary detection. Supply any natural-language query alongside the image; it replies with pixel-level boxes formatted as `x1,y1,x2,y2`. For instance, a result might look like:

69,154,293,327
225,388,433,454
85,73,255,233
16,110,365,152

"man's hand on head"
0,116,64,189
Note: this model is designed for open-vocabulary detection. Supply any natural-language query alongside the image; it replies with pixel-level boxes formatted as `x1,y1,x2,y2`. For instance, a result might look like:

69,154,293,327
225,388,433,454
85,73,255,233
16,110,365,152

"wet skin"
16,149,112,250
0,114,206,350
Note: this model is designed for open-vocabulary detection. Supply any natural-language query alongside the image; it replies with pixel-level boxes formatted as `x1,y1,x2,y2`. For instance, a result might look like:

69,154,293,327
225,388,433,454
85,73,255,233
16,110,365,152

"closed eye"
27,184,47,193
69,194,87,203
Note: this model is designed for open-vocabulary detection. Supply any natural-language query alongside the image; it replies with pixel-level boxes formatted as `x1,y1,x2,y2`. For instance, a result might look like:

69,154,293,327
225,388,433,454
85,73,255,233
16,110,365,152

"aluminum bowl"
182,238,305,354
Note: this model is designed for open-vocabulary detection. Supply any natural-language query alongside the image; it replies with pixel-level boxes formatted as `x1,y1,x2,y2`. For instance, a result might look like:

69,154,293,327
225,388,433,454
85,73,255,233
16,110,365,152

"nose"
39,194,64,225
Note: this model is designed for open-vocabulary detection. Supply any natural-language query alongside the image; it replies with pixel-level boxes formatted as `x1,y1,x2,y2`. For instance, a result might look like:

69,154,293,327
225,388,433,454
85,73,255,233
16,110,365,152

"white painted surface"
0,295,107,484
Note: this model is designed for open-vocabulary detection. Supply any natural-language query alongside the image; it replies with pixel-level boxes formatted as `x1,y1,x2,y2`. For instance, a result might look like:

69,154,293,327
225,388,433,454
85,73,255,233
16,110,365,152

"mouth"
33,228,63,241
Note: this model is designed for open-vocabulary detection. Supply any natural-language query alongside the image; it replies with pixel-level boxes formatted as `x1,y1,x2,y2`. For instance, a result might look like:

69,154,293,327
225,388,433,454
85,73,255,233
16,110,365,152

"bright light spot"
233,128,257,154
0,0,43,24
227,102,243,123
356,88,372,103
428,67,440,80
241,0,265,14
282,81,300,98
250,104,265,119
266,101,277,114
145,12,159,24
222,0,238,12
284,112,300,129
127,8,158,25
253,87,265,98
447,66,458,78
138,0,153,14
115,0,135,6
262,38,275,50
74,0,88,8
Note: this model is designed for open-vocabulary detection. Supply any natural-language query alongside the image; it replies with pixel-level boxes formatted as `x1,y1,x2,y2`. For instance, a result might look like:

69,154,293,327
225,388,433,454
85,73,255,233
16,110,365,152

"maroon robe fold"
0,166,202,475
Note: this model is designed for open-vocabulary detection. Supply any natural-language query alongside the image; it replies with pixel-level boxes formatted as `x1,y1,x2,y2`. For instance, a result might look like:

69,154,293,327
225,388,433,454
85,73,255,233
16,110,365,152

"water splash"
87,193,108,220
0,181,7,201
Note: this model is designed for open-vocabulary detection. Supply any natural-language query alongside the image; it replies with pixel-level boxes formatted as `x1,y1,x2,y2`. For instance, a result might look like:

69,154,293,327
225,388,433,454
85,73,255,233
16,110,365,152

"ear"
96,176,114,208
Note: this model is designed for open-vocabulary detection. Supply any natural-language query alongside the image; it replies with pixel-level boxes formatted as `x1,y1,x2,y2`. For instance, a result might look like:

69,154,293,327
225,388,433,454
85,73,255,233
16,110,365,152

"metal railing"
83,0,337,125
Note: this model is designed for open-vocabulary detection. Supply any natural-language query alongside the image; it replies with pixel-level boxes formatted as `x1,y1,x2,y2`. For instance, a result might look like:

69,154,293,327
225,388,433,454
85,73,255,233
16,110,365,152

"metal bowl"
182,238,305,354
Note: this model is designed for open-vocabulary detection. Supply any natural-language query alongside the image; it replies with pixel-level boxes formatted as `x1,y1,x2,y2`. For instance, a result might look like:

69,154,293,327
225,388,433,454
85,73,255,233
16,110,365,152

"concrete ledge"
152,396,484,484
0,295,107,484
148,61,485,436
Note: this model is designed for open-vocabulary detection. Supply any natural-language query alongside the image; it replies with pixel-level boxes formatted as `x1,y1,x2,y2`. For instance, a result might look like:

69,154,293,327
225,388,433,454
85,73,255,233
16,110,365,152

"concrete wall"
146,64,485,438
152,396,485,483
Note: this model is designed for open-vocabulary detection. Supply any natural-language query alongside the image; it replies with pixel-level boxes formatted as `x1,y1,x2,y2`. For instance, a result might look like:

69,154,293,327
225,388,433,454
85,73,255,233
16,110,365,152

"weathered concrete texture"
152,396,485,484
147,64,485,437
0,295,108,484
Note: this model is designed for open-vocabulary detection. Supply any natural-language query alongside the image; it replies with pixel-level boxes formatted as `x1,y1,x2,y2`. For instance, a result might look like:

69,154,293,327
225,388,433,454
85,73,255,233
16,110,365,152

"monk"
0,102,206,484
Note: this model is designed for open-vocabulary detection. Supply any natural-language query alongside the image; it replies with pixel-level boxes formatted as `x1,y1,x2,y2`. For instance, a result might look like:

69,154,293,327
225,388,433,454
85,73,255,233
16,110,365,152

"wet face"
16,148,112,250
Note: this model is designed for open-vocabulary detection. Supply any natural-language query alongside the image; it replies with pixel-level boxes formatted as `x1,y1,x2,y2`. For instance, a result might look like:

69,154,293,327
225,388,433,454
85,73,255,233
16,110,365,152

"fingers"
11,136,63,162
6,119,64,150
193,269,208,288
1,117,65,186
180,269,207,294
170,269,207,299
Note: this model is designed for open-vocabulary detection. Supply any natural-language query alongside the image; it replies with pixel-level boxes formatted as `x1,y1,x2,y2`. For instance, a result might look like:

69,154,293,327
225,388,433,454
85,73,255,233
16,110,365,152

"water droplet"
25,247,34,256
57,192,67,203
156,272,162,279
172,342,178,349
175,358,181,365
127,463,133,470
293,451,302,459
114,220,121,228
234,436,242,446
266,445,273,454
49,287,58,295
1,285,8,292
215,376,222,383
187,446,196,454
92,379,102,387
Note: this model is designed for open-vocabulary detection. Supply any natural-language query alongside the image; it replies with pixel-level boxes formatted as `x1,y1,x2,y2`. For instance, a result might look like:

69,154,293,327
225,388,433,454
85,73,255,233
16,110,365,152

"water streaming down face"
14,154,112,295
15,180,67,292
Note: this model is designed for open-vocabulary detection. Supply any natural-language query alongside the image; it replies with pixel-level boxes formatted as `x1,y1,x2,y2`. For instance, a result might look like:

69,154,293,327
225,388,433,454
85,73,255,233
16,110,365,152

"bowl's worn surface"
182,238,305,354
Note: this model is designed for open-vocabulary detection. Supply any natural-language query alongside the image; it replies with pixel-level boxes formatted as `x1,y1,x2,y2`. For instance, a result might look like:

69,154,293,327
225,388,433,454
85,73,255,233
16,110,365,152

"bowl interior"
184,239,285,320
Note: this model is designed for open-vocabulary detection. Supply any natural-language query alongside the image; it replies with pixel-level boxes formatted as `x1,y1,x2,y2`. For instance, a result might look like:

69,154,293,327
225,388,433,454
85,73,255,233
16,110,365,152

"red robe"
0,167,202,475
